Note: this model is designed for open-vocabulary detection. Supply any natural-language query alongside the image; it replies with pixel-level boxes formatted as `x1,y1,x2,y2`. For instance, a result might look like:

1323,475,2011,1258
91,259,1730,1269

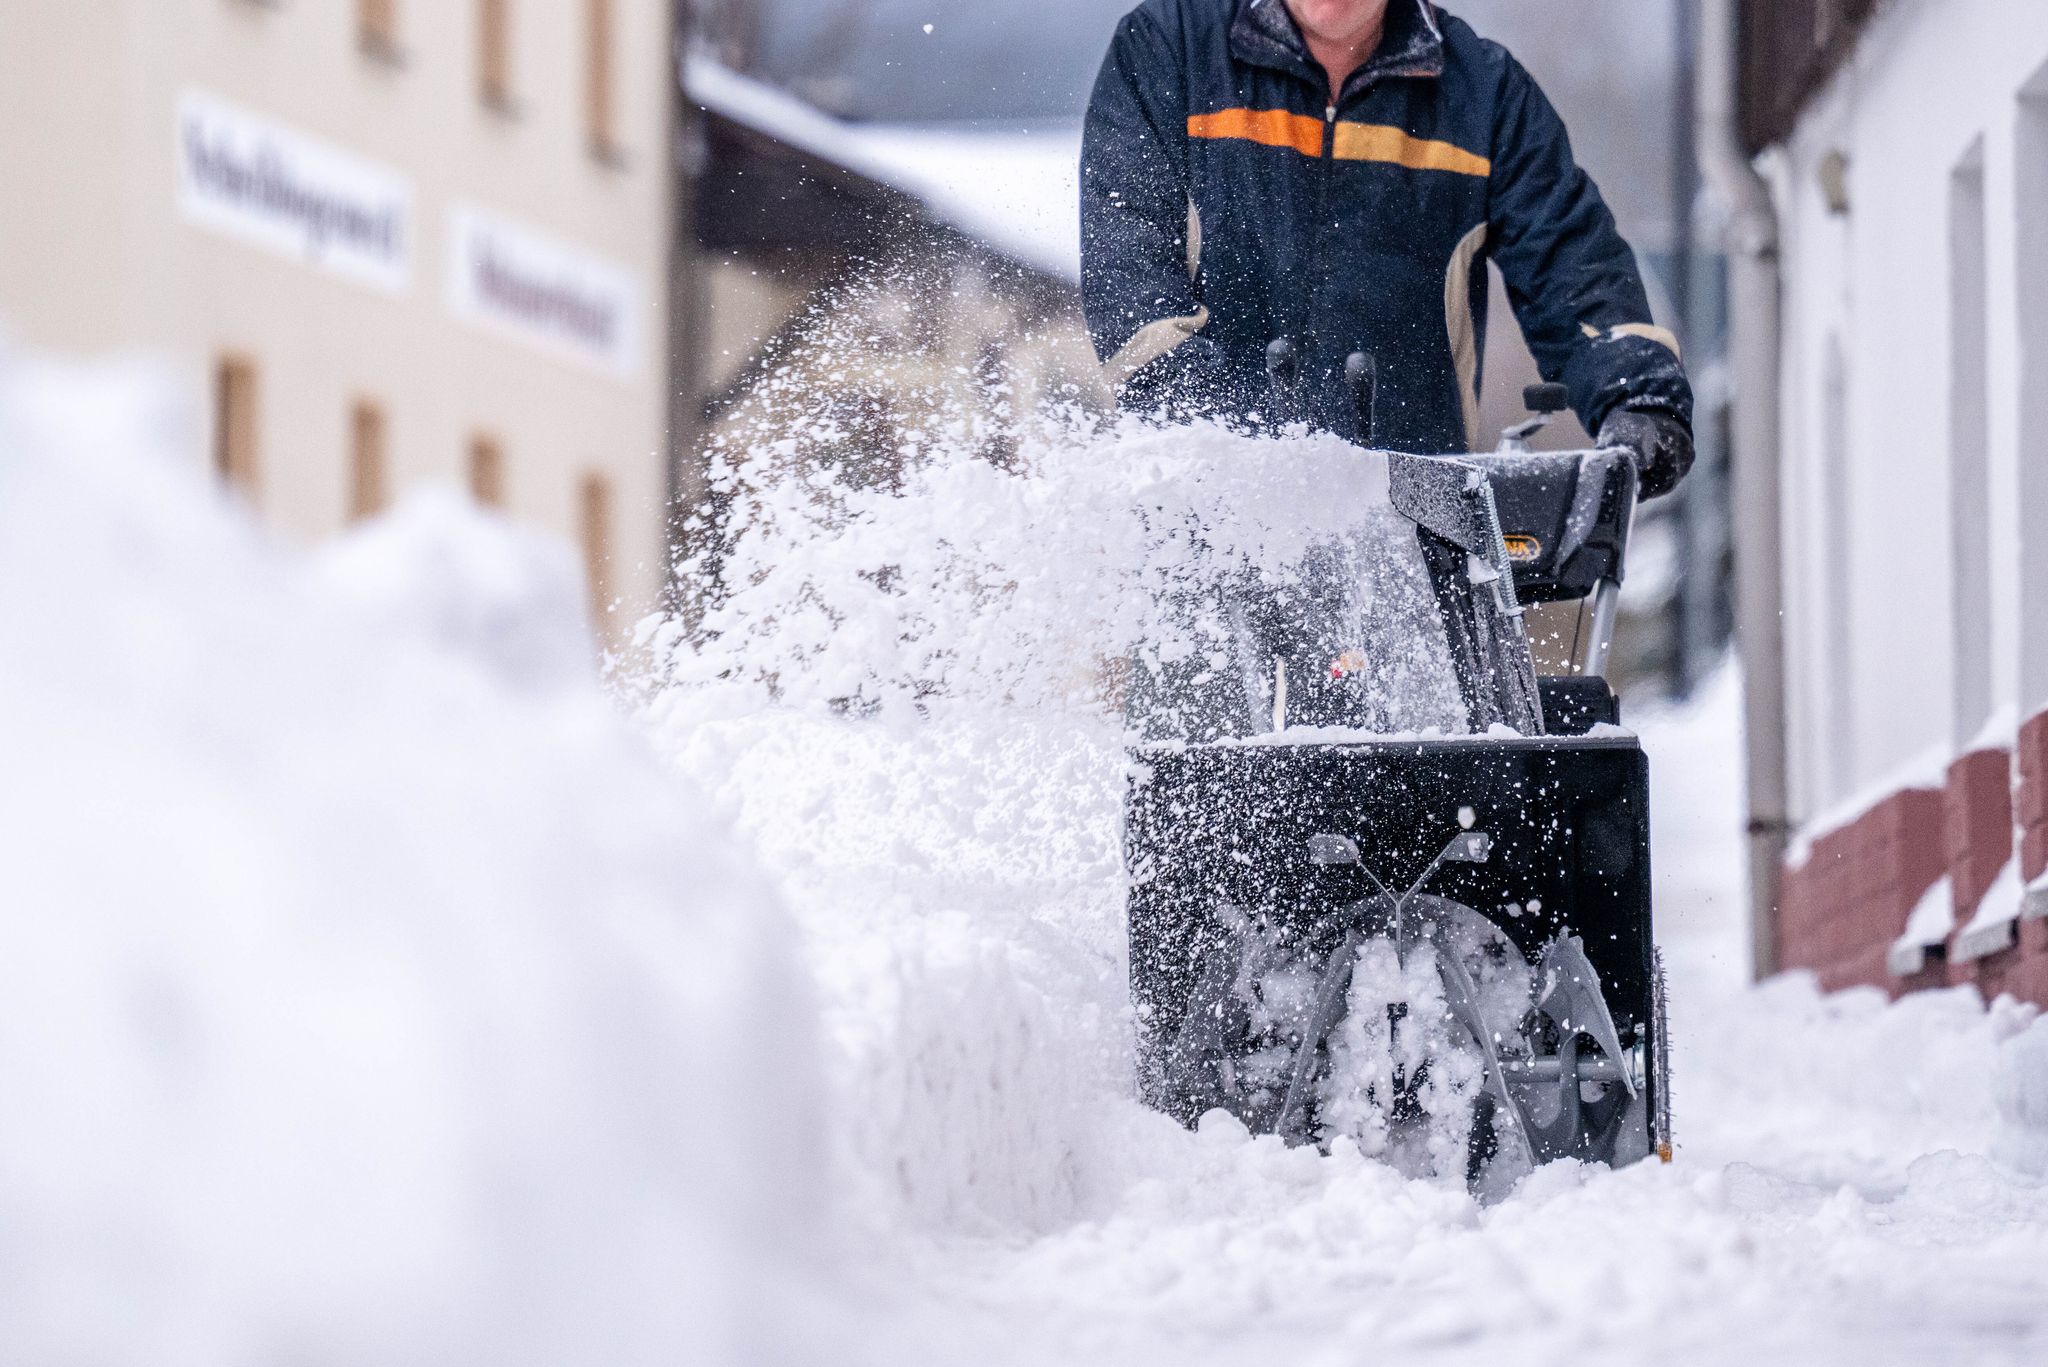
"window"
468,434,506,507
479,0,512,109
584,0,617,159
2020,67,2048,713
214,355,260,494
359,0,399,58
579,471,614,628
348,400,389,522
1950,139,1994,746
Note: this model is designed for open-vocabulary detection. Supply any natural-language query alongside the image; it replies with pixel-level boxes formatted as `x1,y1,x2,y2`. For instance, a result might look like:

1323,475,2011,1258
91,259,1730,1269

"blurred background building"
1739,0,2048,1005
0,0,679,634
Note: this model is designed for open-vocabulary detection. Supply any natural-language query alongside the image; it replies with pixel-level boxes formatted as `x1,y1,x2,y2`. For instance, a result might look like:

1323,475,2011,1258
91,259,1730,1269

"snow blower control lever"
1262,340,1378,446
1345,351,1377,447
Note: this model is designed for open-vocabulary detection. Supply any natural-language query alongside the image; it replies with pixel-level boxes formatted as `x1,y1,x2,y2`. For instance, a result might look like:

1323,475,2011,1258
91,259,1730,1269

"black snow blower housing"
1124,352,1671,1196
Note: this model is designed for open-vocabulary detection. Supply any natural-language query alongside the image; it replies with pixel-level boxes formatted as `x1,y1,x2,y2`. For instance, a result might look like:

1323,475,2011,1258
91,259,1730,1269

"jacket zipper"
1311,99,1335,382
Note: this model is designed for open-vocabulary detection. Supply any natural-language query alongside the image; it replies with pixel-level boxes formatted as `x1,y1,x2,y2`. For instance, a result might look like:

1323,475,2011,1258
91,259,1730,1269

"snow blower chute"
1124,347,1671,1195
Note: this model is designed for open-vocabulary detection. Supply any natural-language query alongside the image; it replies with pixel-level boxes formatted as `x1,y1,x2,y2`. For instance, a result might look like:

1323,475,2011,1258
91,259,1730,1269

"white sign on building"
446,205,643,380
176,90,413,294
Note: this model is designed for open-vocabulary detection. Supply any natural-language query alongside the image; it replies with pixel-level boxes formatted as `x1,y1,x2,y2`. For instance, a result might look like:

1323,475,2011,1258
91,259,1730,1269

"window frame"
348,398,390,522
214,354,261,495
468,433,507,508
478,0,515,112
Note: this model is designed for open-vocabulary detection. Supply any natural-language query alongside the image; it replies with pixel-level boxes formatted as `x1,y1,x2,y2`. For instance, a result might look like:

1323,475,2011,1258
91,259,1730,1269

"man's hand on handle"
1597,406,1694,501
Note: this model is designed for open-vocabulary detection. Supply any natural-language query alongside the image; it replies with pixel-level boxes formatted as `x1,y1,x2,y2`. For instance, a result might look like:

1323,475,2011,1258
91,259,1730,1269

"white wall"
0,0,677,629
2017,70,2048,715
1772,0,2048,820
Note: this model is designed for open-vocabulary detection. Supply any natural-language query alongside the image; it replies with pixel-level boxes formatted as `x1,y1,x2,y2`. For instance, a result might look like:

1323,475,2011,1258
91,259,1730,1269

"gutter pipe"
1696,0,1789,980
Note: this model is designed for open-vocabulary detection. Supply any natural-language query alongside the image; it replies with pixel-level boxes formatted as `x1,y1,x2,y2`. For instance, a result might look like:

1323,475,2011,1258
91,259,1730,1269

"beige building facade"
0,0,679,631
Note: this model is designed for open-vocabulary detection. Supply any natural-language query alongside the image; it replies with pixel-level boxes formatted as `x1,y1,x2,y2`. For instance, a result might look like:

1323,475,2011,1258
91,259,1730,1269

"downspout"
1697,0,1789,980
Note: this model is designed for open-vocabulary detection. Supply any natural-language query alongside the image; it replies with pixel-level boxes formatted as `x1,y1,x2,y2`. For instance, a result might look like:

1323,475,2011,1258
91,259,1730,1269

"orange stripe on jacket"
1188,110,1490,178
1333,123,1490,176
1187,108,1325,158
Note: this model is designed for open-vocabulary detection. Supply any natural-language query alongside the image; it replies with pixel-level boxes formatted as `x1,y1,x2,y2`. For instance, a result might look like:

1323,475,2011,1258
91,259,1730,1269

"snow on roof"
684,54,1082,283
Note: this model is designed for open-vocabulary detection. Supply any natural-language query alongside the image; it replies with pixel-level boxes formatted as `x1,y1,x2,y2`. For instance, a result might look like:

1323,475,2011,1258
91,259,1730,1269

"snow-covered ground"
5,348,2048,1365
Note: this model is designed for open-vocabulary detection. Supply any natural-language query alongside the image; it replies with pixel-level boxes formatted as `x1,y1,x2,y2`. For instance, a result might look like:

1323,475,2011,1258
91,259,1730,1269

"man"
1081,0,1693,496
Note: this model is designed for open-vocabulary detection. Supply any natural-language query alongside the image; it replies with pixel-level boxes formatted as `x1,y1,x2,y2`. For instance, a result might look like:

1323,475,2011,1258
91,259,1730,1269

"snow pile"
1997,1012,2048,1177
316,488,602,697
0,352,835,1366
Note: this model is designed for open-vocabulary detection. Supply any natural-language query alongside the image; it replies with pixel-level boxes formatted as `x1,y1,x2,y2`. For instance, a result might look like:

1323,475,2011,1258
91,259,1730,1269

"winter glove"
1597,406,1694,501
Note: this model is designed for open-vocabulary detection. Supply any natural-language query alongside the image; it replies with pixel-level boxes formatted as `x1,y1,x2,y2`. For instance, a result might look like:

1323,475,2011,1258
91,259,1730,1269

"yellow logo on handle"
1503,534,1543,563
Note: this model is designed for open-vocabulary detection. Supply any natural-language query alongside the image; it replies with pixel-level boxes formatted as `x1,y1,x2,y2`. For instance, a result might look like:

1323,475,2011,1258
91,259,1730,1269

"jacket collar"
1230,0,1446,99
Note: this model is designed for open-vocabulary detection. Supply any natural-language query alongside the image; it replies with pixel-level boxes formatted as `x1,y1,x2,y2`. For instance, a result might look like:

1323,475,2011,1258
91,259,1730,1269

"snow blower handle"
1264,338,1301,426
1345,352,1378,447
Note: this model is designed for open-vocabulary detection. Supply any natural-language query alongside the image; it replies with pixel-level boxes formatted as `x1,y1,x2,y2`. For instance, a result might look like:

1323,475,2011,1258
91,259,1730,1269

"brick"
1779,786,1950,982
2020,711,2048,881
1894,953,1951,1000
1946,749,2014,918
2020,710,2048,782
1973,918,2048,1006
1776,742,2048,1011
2022,917,2048,960
1817,942,1900,997
2020,774,2048,829
2025,825,2048,885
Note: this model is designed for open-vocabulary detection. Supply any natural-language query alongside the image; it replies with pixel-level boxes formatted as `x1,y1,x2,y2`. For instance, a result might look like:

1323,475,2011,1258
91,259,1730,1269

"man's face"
1285,0,1390,48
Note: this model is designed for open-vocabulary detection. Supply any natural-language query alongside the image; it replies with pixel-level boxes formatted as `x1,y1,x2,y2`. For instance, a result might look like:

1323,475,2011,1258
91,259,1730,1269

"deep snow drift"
6,344,2048,1367
0,353,835,1366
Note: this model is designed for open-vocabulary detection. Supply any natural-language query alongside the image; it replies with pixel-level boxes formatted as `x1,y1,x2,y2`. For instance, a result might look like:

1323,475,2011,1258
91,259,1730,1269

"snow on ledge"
1888,875,1954,978
1965,703,2020,758
2027,868,2048,923
1953,860,2028,964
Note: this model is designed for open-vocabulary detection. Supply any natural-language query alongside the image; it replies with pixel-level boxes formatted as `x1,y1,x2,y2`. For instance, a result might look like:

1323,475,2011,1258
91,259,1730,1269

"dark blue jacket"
1081,0,1692,453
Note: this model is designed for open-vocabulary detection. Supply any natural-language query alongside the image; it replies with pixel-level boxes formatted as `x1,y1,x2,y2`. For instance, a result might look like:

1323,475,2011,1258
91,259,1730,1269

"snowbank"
1998,1014,2048,1177
0,351,837,1366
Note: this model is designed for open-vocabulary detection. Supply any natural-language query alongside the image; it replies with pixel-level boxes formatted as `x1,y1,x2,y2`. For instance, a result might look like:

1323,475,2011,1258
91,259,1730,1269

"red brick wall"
2020,711,2048,884
1777,729,2048,1009
1946,748,2014,920
1778,787,1945,994
1964,719,2048,1004
1971,920,2048,1005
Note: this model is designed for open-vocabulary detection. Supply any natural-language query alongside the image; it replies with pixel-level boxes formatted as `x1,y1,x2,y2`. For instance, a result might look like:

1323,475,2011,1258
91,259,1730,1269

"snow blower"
1124,346,1671,1196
